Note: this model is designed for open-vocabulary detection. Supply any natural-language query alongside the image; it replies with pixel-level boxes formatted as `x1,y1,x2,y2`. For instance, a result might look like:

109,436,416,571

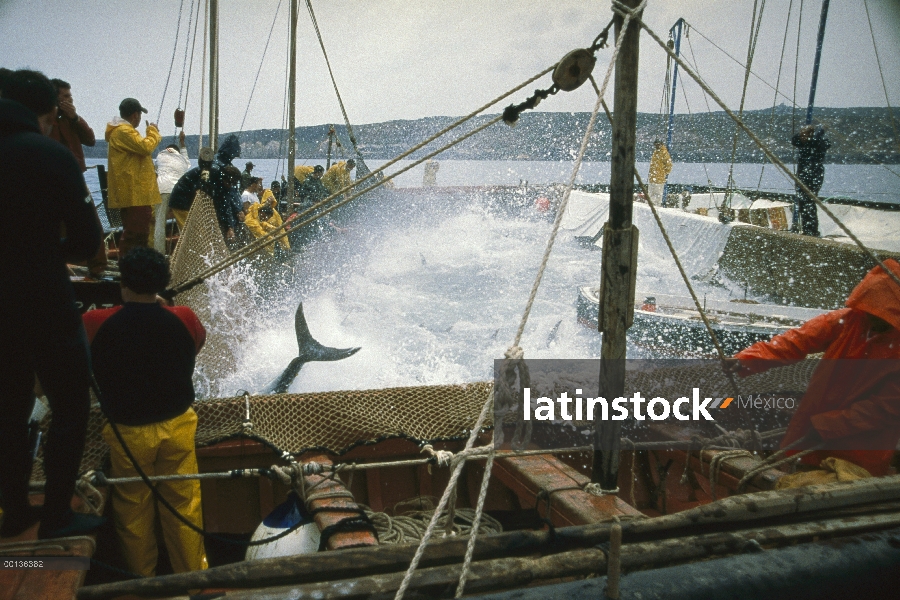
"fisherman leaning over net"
0,69,106,540
83,247,208,577
726,259,900,479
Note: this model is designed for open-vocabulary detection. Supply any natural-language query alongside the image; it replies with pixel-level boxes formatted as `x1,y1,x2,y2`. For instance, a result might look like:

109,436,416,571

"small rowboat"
576,286,828,356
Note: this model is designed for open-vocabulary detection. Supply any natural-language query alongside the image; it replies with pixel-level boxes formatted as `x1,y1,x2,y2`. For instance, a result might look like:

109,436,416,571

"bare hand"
237,211,246,223
59,99,77,120
146,121,158,130
285,213,298,223
226,228,235,240
179,130,186,147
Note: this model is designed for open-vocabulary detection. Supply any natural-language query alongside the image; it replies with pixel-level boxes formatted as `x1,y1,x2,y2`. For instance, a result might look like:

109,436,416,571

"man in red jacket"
83,247,207,576
728,259,900,476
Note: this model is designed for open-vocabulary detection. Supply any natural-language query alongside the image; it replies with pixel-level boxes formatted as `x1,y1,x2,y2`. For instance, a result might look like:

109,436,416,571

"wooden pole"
100,512,900,600
592,0,642,490
77,476,900,600
208,0,218,150
286,0,298,204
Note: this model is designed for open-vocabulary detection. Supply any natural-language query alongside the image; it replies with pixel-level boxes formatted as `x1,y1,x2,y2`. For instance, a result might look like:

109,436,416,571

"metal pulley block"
552,48,597,92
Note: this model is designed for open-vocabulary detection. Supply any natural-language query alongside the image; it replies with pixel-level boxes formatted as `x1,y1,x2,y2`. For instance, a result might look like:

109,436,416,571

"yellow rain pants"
102,408,207,577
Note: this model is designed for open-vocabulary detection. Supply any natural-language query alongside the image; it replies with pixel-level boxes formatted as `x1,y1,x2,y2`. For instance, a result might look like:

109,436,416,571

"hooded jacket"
0,99,102,332
105,117,161,209
156,146,191,194
736,260,900,475
244,202,289,253
321,161,353,194
648,144,672,184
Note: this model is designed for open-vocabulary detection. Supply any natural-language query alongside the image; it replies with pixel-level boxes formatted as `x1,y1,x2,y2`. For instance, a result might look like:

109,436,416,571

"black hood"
0,99,41,138
216,134,241,163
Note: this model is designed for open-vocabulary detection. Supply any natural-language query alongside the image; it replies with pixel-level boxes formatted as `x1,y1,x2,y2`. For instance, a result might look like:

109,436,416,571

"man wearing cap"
105,98,161,259
241,161,255,192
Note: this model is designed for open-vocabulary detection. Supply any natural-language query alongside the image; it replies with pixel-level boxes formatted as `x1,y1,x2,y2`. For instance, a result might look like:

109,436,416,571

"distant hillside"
84,106,899,164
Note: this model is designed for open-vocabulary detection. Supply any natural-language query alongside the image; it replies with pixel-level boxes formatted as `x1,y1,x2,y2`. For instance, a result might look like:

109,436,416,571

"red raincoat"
736,259,900,475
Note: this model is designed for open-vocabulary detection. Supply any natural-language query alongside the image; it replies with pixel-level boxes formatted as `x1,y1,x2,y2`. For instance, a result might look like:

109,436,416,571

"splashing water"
207,187,740,397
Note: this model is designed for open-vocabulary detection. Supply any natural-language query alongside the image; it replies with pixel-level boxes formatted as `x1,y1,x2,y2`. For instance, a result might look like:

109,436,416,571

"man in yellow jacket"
245,194,292,256
105,98,161,259
648,140,672,206
321,159,355,196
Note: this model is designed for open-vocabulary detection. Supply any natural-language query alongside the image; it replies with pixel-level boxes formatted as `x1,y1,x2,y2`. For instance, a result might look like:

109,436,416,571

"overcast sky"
2,0,898,137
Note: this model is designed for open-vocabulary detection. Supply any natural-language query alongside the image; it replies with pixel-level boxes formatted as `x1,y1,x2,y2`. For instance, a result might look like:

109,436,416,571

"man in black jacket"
0,70,105,539
791,124,831,237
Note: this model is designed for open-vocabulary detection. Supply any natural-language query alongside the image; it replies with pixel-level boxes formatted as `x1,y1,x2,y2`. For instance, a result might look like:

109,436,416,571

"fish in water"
260,303,361,394
546,319,563,347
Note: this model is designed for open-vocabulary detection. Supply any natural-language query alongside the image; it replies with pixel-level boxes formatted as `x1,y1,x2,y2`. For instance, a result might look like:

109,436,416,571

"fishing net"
168,190,258,398
29,359,820,483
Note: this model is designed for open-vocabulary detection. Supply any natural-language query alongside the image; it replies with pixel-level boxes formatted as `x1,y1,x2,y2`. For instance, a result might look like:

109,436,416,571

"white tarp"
560,191,733,283
817,203,900,253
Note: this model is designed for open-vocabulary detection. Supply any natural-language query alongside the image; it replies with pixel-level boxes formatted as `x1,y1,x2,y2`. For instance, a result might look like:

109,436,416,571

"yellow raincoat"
101,408,207,577
245,201,290,254
105,118,162,209
259,189,276,206
321,161,353,194
648,144,672,184
294,165,315,182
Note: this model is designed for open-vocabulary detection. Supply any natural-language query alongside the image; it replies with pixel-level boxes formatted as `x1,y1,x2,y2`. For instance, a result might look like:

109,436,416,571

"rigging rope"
198,0,209,149
757,0,795,191
304,0,365,163
595,91,743,403
176,0,197,110
674,57,714,189
792,0,804,137
725,0,766,196
863,0,900,154
168,64,559,294
240,0,284,133
455,7,645,597
393,390,494,600
157,0,187,125
182,0,203,133
634,10,900,291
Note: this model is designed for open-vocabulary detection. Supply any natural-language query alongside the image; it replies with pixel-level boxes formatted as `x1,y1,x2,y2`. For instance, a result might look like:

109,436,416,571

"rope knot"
504,346,524,360
421,444,454,468
270,462,304,487
302,461,324,476
583,482,618,496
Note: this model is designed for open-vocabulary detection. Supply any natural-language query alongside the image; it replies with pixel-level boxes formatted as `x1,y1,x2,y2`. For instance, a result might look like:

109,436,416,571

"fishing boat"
576,286,828,356
4,1,900,599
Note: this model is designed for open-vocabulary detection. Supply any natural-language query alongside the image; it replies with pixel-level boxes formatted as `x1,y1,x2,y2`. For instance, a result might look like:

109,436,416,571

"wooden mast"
591,0,642,490
286,0,299,203
208,0,219,150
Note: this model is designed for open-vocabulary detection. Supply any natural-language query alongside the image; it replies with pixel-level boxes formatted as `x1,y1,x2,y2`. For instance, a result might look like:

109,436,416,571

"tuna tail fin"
294,302,361,363
259,303,361,394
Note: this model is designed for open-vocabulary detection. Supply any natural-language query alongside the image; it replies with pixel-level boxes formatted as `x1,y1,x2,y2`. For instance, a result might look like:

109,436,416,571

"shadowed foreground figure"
0,69,105,540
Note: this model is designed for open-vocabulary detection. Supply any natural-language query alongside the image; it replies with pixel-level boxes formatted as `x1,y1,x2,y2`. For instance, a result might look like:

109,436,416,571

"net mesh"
169,191,257,398
29,360,819,483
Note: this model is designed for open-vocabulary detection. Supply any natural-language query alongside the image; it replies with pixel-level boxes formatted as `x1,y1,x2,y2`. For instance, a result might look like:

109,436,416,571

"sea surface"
82,159,898,395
